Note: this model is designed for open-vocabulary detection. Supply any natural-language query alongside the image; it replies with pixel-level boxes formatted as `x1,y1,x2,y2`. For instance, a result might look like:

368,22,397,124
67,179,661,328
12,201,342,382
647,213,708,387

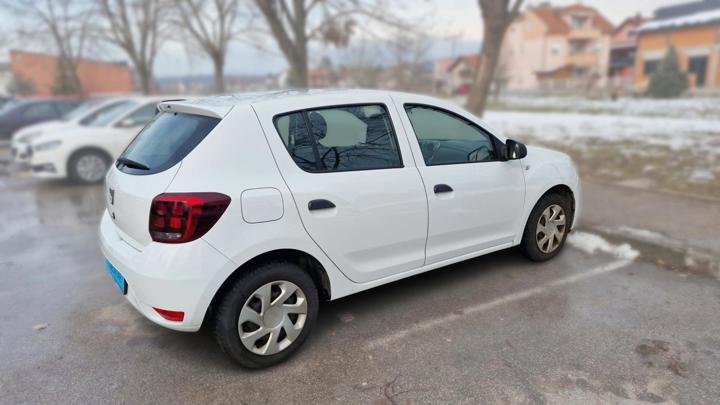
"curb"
583,225,720,280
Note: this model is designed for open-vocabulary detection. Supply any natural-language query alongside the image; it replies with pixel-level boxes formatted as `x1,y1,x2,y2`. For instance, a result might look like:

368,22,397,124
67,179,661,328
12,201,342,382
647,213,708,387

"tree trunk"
212,53,226,93
287,53,308,88
466,26,505,116
467,0,523,117
137,64,153,94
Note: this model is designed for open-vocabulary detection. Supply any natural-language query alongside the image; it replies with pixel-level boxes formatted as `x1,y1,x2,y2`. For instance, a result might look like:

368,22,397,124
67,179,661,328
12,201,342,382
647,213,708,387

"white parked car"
11,97,128,161
25,96,169,184
99,90,580,368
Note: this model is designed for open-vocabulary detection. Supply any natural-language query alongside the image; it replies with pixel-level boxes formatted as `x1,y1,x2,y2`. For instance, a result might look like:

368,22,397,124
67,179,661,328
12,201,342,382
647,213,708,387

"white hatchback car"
25,96,170,184
11,98,132,164
100,90,580,368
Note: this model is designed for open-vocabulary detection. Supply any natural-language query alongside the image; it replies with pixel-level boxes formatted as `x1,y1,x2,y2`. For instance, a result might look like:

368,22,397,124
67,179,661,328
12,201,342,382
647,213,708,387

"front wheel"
68,150,110,184
213,261,318,368
520,193,571,262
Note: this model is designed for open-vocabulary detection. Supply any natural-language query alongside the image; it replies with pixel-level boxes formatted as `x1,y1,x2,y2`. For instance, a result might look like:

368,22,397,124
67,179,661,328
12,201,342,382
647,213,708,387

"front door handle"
308,199,336,211
433,184,453,194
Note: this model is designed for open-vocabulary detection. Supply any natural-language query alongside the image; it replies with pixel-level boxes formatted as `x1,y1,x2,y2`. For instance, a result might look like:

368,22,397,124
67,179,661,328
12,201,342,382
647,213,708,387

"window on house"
569,41,584,55
570,15,588,29
644,59,660,76
688,56,708,87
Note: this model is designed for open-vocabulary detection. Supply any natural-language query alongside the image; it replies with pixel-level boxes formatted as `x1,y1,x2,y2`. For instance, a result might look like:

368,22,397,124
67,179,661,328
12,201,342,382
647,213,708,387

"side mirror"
505,139,527,160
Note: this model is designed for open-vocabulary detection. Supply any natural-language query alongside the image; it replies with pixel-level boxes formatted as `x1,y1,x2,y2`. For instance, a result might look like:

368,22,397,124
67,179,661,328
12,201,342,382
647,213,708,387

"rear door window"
117,112,221,175
274,104,402,172
22,103,56,120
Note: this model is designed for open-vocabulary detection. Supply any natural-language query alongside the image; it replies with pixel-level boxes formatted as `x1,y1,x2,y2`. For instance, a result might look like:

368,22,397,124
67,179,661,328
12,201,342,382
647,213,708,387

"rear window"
117,112,220,175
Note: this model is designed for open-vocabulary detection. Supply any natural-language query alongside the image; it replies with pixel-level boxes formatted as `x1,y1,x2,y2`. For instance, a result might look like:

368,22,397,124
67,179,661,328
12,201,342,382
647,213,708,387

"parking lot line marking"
366,259,633,349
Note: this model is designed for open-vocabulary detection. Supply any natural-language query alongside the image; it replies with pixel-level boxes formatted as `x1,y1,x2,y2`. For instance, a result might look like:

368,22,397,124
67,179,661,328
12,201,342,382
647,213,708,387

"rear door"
255,97,428,283
105,111,221,249
393,95,525,264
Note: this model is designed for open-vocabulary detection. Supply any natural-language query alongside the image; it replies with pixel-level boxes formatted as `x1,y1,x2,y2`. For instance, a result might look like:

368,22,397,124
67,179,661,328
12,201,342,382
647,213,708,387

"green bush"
647,46,689,98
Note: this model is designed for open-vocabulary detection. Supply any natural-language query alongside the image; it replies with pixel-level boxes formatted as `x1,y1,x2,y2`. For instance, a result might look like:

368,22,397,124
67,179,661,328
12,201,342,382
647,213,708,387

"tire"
213,261,319,368
68,150,110,185
520,193,572,262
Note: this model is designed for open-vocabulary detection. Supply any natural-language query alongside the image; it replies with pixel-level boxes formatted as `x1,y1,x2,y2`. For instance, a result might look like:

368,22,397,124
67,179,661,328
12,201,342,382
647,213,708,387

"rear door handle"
433,184,453,194
308,199,336,211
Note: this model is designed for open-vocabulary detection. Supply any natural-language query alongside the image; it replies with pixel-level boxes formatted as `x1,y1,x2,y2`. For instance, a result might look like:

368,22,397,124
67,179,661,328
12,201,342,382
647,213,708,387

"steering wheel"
467,145,490,162
321,147,340,170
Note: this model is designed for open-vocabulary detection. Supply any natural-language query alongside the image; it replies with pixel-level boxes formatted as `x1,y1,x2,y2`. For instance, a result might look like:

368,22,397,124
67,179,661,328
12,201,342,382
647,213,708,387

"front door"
394,97,525,264
257,100,428,283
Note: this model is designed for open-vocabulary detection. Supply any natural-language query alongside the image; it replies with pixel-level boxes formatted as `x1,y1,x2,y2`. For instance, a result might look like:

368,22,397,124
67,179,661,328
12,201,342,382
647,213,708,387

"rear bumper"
98,211,232,332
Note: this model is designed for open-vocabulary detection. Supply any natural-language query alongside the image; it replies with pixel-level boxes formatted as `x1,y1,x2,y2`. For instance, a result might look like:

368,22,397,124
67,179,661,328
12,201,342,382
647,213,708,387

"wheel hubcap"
536,204,566,254
238,280,307,356
76,155,107,182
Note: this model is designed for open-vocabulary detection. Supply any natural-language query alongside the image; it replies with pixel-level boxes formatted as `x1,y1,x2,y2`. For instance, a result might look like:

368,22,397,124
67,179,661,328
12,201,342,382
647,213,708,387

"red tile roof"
530,3,614,35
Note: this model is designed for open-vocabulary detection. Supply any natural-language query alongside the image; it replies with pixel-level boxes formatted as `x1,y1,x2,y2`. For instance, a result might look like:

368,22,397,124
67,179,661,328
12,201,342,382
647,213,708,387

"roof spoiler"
156,100,232,119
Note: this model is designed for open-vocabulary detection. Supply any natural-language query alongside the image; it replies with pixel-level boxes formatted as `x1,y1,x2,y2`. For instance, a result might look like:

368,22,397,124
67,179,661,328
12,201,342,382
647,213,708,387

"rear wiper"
117,157,150,170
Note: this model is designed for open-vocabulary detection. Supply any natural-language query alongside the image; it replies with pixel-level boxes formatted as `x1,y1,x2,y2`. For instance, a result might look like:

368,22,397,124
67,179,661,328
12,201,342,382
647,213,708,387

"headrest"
308,111,327,140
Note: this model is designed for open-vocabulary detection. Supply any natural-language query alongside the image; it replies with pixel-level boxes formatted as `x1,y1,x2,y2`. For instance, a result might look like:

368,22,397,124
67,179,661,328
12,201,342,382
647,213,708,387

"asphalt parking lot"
1,175,720,404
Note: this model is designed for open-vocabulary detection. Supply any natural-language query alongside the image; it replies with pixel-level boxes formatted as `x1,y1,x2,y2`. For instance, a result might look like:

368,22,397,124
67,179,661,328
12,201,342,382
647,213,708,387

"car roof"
158,89,424,118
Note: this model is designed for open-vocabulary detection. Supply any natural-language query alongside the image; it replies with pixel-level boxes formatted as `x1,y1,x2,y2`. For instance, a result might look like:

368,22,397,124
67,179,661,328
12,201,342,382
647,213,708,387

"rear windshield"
117,112,221,175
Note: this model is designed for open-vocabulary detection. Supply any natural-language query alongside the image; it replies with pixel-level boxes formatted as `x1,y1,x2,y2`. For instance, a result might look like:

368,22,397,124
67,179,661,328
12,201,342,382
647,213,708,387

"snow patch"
688,168,715,183
638,9,720,33
568,231,640,260
482,110,720,155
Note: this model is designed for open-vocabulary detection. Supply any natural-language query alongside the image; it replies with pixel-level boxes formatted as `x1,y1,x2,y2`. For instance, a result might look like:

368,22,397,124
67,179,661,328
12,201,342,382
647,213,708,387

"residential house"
634,0,720,92
9,50,134,98
608,15,649,94
502,3,613,91
433,54,480,94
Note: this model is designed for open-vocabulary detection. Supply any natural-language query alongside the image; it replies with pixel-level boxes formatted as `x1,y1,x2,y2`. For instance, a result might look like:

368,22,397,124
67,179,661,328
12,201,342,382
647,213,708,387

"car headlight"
16,131,43,143
33,140,63,152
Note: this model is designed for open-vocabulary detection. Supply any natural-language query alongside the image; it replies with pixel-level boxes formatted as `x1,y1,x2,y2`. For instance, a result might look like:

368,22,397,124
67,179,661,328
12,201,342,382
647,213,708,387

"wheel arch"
66,146,114,174
533,183,576,228
206,248,332,324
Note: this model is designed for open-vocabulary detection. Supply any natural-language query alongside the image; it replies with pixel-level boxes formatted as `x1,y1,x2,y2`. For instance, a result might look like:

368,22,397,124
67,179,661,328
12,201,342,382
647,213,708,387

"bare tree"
466,0,524,116
254,0,414,88
172,0,258,93
491,48,511,101
341,38,383,88
385,30,433,92
97,0,166,94
1,0,95,96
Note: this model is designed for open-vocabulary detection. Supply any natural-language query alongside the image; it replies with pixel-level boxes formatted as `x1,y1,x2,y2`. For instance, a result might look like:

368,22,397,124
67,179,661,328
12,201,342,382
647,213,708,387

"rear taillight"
149,193,231,243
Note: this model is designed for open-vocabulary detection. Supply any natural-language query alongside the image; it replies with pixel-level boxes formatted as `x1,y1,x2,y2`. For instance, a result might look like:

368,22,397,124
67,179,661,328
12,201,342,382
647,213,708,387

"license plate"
105,259,127,295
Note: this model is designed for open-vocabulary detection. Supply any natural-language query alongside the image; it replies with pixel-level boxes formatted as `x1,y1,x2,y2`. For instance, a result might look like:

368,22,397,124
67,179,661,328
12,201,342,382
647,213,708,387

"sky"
1,0,689,77
152,0,684,77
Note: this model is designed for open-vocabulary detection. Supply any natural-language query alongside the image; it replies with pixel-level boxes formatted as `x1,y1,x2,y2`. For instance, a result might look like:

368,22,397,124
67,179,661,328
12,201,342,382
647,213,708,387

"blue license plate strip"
105,259,127,295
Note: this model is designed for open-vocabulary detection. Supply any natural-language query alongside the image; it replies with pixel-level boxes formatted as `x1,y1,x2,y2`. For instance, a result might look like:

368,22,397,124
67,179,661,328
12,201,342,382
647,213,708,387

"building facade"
433,55,480,95
635,0,720,92
502,3,613,92
608,15,648,94
9,50,134,98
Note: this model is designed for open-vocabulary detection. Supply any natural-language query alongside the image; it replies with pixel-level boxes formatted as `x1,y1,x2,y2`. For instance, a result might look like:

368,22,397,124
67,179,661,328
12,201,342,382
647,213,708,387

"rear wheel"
213,261,318,368
520,193,571,262
68,150,110,184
